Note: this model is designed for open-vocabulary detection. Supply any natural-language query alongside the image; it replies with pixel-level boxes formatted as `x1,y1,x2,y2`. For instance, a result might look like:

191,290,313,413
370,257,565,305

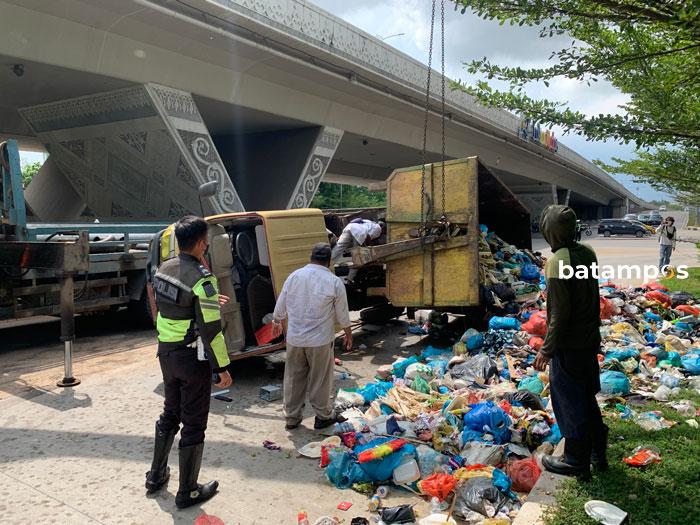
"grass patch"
545,390,700,525
662,266,700,297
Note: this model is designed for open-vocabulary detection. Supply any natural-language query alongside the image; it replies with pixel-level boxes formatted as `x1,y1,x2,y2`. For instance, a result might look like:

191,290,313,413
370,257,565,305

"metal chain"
440,0,446,219
420,0,436,231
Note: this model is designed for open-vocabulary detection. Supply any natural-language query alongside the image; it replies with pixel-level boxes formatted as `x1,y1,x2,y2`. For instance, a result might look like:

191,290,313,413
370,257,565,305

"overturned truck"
149,157,531,360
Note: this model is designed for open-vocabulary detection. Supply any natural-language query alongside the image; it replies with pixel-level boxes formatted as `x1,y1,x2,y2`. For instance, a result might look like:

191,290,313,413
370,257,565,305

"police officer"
145,215,232,509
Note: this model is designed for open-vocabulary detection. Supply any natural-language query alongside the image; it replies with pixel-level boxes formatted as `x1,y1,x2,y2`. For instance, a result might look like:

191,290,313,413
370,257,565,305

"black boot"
145,423,176,493
590,424,609,472
175,443,219,509
542,438,591,479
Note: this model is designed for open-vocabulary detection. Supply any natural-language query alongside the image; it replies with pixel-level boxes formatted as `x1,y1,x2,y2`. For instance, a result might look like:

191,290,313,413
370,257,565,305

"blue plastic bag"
354,437,416,482
429,359,449,377
392,355,419,379
599,371,630,395
466,333,485,351
463,401,512,445
492,468,517,500
358,381,393,403
666,351,682,367
681,352,700,375
543,423,561,444
604,348,640,362
421,346,452,360
488,316,521,331
518,375,544,395
521,263,540,281
326,449,370,489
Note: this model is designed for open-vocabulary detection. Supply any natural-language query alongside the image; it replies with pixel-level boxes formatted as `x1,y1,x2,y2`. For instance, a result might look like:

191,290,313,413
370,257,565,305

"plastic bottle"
297,511,309,525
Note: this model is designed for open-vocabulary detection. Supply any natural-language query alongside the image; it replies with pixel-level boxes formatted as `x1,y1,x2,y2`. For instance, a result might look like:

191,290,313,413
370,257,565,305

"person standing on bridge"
331,218,384,281
272,243,352,430
145,215,232,509
656,216,676,273
534,205,607,478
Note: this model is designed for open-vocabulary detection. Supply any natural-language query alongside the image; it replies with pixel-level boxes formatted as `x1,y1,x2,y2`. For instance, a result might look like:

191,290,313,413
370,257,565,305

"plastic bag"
623,446,662,467
681,352,700,375
354,438,416,482
412,375,431,394
416,444,449,477
418,473,458,501
521,263,540,281
669,291,694,307
528,336,544,352
676,304,699,317
463,401,512,445
405,362,433,381
506,457,541,492
450,354,499,384
392,355,419,379
358,381,392,403
336,389,365,406
379,505,416,524
599,371,630,395
460,442,504,466
518,375,544,395
645,290,671,307
503,390,545,411
488,316,521,331
453,477,508,519
325,449,370,489
604,348,639,362
600,297,616,320
521,311,547,336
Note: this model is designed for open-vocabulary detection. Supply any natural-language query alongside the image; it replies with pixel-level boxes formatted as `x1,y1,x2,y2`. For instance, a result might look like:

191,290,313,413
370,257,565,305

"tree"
21,161,41,187
453,0,700,148
311,182,386,209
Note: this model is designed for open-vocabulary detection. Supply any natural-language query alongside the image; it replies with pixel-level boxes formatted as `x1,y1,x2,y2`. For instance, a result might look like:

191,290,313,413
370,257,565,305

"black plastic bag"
670,291,694,307
503,390,545,411
454,477,508,519
450,353,498,384
379,504,416,524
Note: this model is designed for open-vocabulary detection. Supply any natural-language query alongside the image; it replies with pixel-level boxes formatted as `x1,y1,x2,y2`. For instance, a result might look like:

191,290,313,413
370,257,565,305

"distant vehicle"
629,219,656,234
650,210,662,217
598,219,649,238
637,214,661,226
624,213,638,220
658,206,667,212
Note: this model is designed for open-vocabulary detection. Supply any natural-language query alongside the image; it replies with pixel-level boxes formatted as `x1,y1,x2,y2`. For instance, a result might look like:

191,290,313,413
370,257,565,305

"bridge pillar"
20,84,243,221
214,127,343,210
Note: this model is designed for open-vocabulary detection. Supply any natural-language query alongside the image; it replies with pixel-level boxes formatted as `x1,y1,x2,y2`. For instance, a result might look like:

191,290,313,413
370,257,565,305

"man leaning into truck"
272,243,353,430
145,215,233,509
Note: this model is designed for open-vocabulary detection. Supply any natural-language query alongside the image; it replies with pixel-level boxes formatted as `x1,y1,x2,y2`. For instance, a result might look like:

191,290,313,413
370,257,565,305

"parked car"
598,219,649,237
637,214,661,226
658,206,667,212
624,213,638,220
629,219,656,234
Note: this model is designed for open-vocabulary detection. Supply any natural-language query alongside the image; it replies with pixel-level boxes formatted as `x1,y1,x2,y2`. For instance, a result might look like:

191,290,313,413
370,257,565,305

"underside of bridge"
0,0,641,222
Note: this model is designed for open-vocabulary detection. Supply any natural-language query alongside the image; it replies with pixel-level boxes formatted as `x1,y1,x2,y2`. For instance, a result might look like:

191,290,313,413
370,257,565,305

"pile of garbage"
304,227,700,524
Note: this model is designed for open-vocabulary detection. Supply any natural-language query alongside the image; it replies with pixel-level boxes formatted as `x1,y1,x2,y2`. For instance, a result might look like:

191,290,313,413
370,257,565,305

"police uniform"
145,252,230,507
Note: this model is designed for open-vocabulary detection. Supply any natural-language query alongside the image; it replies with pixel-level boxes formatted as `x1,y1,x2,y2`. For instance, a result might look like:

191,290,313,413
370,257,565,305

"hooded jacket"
539,205,601,358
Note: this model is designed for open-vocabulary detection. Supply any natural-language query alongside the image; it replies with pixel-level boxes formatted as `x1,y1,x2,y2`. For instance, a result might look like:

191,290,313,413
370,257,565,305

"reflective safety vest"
153,253,230,370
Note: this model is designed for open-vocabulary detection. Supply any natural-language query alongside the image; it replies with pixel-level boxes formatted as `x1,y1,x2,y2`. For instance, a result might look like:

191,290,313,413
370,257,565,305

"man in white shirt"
331,219,384,280
656,216,677,272
271,243,352,430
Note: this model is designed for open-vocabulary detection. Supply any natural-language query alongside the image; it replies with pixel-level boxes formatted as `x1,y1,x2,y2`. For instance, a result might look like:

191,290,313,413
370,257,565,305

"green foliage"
21,161,41,187
597,147,700,199
453,0,700,148
311,182,386,209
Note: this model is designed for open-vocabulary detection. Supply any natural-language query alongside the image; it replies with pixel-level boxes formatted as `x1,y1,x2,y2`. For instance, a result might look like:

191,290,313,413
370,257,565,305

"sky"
309,0,669,202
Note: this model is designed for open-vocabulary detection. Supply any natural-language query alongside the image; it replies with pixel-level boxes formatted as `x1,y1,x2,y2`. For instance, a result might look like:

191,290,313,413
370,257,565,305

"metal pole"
57,272,80,387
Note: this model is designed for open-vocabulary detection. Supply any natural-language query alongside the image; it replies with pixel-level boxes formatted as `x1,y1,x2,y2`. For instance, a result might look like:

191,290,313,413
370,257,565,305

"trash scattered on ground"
622,445,662,467
194,514,225,525
337,501,353,511
263,440,281,451
308,226,699,522
584,500,628,525
260,384,283,401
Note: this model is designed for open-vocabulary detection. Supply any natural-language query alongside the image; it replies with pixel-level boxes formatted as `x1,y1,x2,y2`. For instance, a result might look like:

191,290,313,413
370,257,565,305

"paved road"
533,231,698,287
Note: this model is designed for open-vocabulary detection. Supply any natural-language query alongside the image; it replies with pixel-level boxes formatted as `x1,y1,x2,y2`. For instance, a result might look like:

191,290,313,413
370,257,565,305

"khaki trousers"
283,343,334,425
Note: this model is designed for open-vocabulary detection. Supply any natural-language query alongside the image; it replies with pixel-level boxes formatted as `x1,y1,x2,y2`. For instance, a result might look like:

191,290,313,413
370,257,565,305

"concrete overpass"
0,0,647,221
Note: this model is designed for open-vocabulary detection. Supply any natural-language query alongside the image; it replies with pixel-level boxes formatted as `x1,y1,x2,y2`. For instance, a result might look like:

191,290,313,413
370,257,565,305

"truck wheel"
128,288,155,327
360,303,404,324
604,230,611,237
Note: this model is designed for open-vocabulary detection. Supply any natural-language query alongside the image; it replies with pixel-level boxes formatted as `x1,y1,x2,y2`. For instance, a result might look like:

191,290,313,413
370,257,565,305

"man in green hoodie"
534,205,607,477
